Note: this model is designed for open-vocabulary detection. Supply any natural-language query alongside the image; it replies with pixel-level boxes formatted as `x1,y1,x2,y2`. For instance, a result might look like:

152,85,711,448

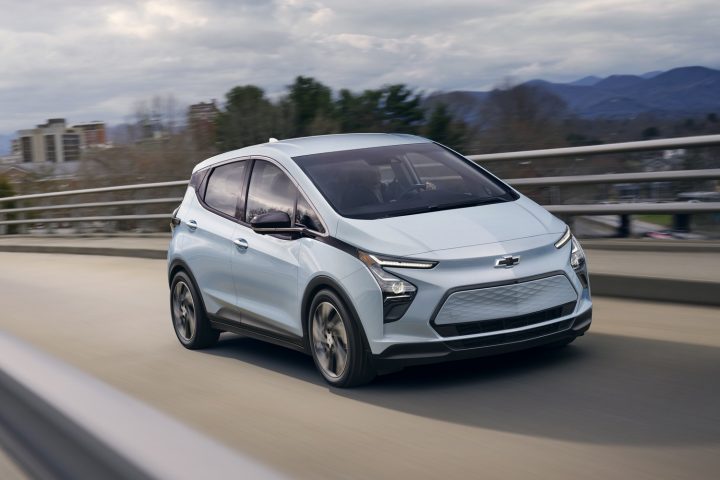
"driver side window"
245,160,298,223
245,159,325,233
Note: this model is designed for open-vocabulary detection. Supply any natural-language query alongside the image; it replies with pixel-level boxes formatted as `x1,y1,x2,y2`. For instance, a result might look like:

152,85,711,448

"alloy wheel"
172,280,196,342
311,301,349,379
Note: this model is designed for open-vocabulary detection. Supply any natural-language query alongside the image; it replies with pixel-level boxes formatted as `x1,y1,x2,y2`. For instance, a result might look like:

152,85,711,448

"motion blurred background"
0,1,719,479
0,0,719,239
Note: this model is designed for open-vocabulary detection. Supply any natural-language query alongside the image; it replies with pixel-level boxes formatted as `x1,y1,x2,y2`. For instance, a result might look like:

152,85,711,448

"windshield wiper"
370,195,510,219
424,195,509,212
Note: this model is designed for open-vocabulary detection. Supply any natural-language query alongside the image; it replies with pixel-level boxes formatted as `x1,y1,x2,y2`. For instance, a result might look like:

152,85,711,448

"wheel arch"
168,259,210,316
301,275,371,354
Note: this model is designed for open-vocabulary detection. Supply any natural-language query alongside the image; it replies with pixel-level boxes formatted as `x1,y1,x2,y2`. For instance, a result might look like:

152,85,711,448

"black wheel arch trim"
301,275,372,354
168,259,213,331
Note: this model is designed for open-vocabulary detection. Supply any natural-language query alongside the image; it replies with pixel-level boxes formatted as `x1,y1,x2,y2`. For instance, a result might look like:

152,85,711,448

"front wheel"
170,271,220,349
308,289,375,387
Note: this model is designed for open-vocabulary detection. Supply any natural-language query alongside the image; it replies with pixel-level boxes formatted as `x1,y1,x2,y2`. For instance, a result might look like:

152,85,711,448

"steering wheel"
397,183,427,201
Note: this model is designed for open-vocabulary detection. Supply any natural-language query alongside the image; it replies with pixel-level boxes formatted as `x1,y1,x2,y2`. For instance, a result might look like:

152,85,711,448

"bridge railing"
1,135,719,237
0,330,286,479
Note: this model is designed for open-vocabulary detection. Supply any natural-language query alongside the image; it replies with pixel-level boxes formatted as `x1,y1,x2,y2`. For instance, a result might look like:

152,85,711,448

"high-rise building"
17,119,107,163
73,121,107,149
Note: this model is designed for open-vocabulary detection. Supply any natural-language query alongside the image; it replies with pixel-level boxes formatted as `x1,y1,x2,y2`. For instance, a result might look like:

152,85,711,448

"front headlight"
358,251,425,295
358,251,436,323
556,226,587,271
570,236,586,270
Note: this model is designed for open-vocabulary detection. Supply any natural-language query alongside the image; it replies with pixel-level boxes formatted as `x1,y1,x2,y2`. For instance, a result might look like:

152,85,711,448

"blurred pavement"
0,235,717,305
0,252,719,479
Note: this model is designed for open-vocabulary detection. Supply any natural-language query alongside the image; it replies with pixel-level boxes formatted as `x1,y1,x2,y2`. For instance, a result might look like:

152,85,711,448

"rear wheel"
170,271,220,349
308,289,375,387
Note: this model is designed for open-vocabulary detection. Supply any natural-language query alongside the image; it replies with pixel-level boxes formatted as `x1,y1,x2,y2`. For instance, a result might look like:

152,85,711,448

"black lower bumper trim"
374,308,592,370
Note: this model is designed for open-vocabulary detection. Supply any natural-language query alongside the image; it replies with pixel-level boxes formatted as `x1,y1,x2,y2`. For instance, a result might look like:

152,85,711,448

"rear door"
181,160,247,316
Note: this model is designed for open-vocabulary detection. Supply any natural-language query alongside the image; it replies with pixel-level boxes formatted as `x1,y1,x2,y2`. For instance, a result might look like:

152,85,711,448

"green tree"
377,84,424,133
336,84,424,134
336,88,382,132
424,103,467,151
287,76,336,136
216,85,278,151
476,83,569,152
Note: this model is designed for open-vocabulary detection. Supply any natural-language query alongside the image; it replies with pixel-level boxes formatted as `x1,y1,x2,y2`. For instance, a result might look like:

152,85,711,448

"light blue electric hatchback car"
168,133,592,387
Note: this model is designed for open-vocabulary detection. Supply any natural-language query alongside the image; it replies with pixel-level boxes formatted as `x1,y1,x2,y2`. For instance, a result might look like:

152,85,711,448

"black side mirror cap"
250,211,304,235
250,211,291,228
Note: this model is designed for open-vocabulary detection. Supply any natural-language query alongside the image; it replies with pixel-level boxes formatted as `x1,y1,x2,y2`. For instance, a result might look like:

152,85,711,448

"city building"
73,121,107,149
17,119,108,164
187,100,219,123
187,101,219,148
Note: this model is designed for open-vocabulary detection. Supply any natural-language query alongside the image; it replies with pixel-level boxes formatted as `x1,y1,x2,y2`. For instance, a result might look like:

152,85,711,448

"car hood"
335,197,565,257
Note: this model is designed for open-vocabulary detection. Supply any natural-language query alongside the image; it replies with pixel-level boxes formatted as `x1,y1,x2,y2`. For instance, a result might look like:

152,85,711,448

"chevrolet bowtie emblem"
494,255,520,268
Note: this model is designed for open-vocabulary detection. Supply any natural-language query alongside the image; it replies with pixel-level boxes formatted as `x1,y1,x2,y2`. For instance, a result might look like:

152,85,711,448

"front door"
233,160,302,338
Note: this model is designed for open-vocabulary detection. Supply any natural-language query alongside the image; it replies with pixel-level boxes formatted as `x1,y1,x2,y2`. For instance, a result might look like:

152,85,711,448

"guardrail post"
673,213,691,233
617,214,631,237
16,201,27,235
0,210,5,235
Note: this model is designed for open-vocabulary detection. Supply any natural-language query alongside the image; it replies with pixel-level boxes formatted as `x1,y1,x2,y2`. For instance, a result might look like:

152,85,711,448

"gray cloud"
0,0,718,137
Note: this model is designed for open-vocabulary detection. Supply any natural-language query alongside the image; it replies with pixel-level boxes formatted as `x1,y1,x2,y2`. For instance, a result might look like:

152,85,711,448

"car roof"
192,133,430,173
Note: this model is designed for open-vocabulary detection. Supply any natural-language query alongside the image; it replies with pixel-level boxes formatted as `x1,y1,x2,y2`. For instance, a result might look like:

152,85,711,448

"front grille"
445,319,574,351
431,274,578,338
433,301,576,337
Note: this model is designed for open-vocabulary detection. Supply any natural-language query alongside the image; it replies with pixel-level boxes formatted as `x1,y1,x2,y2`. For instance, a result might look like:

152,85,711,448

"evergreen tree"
216,85,277,150
424,103,467,151
287,76,336,136
378,84,424,133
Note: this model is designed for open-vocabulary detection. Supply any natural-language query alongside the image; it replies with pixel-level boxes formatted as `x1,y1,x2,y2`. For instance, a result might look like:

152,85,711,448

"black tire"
308,289,375,388
170,271,220,349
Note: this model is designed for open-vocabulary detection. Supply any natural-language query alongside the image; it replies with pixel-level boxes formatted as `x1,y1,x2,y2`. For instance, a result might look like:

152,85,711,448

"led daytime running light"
364,253,436,269
555,226,572,249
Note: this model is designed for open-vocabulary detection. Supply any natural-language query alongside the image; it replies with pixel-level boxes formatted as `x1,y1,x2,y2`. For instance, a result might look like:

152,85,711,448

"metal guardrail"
0,135,718,232
0,180,188,202
546,202,720,215
467,134,720,161
507,169,720,187
0,330,286,480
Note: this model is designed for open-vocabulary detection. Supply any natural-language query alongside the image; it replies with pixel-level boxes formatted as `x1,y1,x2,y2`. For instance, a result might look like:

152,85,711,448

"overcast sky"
1,0,718,140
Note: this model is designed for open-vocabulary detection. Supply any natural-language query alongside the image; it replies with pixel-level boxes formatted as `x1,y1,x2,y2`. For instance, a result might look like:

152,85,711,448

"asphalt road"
1,252,719,479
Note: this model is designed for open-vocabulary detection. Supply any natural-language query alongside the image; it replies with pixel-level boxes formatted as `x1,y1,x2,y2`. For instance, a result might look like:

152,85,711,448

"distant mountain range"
430,66,720,120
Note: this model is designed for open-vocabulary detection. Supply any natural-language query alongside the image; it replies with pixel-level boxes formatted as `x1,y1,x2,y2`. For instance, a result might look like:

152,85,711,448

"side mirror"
250,211,304,236
250,211,291,229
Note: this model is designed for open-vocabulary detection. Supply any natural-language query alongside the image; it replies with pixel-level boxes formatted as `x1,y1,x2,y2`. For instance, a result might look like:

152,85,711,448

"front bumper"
372,307,592,371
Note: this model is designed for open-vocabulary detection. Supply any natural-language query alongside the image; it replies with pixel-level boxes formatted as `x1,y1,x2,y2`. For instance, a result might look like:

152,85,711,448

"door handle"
233,238,248,250
187,220,198,231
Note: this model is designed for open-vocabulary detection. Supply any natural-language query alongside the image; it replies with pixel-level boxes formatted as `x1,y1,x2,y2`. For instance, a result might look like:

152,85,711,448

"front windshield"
292,143,517,219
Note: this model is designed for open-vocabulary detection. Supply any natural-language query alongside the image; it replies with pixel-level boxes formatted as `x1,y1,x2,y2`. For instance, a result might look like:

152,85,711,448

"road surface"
1,252,718,479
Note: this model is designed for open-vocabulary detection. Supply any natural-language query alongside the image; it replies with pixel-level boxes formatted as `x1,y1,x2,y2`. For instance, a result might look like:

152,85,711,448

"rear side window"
204,161,247,217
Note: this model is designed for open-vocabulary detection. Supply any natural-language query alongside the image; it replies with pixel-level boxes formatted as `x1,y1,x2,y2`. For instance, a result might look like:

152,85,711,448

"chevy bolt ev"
168,134,592,387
